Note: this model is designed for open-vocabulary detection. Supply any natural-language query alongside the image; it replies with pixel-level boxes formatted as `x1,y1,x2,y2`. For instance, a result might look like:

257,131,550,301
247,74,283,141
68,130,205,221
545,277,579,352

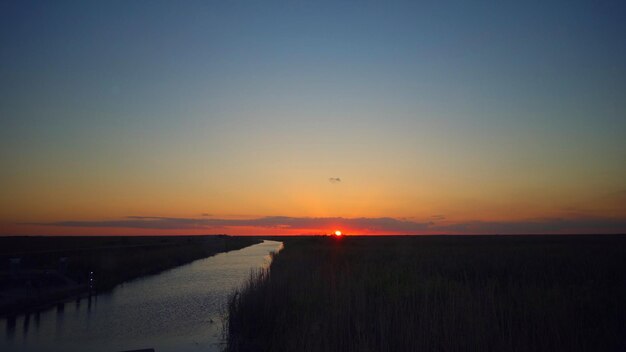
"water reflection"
0,240,282,352
5,316,15,342
22,314,29,335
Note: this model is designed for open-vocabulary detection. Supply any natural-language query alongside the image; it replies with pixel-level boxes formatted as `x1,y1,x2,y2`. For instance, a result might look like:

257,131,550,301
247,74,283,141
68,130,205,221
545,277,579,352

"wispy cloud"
27,215,626,234
435,218,626,234
28,216,430,232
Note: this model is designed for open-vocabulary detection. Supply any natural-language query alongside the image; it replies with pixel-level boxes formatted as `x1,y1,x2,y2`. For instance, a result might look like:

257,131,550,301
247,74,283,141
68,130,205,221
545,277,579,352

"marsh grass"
227,235,626,351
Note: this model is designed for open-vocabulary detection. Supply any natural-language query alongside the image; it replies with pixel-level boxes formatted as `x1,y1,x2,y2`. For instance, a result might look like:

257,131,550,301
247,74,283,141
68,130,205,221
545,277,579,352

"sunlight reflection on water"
0,240,283,352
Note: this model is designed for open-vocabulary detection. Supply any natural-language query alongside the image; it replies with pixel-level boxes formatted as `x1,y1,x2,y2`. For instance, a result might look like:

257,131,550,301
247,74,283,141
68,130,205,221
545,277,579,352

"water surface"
1,240,282,352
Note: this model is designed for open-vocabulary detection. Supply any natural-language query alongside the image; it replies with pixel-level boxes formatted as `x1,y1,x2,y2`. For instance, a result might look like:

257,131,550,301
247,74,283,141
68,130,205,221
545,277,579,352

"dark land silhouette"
228,235,626,352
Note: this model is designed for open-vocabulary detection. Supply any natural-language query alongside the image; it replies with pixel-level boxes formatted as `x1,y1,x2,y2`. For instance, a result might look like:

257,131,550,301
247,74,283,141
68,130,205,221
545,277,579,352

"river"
0,240,283,352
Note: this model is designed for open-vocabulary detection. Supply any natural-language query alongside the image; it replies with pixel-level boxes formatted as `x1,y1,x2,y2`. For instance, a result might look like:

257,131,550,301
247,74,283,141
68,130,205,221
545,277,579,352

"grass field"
227,235,626,352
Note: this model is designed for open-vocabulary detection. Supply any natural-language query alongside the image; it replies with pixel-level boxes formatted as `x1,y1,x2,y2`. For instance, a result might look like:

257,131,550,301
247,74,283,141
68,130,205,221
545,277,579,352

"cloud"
328,177,341,183
27,216,626,234
435,218,626,234
29,216,430,232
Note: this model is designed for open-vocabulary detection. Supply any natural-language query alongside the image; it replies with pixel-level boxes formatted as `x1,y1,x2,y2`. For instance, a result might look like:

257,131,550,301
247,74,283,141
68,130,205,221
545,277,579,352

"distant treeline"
227,235,626,352
0,235,260,315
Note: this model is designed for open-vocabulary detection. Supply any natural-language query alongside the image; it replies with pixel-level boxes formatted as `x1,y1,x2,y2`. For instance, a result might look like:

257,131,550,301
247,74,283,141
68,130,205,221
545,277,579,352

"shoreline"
0,235,261,317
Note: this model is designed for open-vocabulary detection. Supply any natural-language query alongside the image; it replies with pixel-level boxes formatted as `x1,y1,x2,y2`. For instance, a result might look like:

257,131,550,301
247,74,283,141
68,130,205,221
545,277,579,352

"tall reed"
227,235,626,352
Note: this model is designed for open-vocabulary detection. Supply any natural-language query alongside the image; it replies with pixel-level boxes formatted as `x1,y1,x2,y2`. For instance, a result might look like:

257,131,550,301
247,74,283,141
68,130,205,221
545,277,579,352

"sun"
334,230,342,237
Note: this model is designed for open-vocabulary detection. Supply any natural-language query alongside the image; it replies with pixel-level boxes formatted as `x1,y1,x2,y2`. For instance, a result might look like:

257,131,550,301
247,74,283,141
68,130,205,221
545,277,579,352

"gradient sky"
1,0,625,235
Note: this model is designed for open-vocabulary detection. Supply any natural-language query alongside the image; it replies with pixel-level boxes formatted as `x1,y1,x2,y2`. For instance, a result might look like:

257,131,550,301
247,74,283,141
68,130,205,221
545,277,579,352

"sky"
1,0,625,235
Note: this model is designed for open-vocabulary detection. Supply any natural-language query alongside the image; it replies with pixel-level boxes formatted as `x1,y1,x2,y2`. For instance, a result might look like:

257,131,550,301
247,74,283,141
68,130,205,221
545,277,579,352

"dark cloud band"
26,215,626,234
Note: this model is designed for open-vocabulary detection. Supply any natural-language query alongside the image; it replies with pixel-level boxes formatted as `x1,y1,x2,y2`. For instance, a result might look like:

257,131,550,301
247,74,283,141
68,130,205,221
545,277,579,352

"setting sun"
334,230,342,237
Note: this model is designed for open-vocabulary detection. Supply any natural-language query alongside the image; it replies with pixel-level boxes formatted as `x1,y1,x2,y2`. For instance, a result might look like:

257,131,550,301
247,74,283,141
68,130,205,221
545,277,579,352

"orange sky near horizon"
1,2,625,236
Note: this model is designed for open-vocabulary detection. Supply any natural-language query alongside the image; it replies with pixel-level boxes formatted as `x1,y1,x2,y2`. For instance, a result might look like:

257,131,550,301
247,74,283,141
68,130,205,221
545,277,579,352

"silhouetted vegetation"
227,235,626,352
0,235,260,315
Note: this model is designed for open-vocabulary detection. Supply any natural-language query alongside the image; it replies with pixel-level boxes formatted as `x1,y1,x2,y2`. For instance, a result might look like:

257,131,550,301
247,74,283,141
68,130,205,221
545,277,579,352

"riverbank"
227,235,626,352
1,240,282,352
0,235,261,317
